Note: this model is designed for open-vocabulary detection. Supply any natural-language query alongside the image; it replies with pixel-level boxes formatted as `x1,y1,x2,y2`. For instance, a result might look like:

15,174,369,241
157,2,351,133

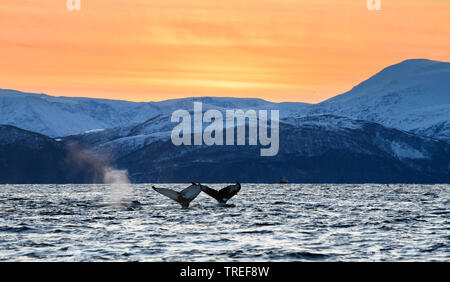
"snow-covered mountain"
1,59,448,140
2,110,449,183
1,58,449,183
0,89,308,137
63,114,450,183
0,89,159,137
310,59,450,140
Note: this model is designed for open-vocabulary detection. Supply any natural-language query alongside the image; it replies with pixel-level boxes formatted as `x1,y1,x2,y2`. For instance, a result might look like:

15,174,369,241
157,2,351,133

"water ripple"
0,183,448,261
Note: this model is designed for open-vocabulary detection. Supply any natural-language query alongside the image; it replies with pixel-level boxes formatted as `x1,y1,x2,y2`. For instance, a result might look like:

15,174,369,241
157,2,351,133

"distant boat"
279,177,288,184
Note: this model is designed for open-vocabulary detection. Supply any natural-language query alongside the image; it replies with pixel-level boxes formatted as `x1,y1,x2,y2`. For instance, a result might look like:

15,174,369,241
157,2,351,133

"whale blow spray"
104,168,133,206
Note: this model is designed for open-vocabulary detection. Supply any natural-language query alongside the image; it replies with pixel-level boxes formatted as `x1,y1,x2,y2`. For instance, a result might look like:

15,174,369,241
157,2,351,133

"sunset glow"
1,0,449,102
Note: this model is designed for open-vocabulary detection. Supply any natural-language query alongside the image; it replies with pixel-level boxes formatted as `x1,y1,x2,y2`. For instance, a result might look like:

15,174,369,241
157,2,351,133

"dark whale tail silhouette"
152,182,201,208
198,182,241,204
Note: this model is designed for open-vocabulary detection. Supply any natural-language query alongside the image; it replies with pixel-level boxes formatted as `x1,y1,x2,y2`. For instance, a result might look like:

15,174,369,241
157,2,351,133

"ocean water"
0,184,448,261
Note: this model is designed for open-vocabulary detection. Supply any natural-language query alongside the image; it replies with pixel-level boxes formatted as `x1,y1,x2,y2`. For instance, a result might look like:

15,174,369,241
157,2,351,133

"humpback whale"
198,182,241,204
91,200,143,210
152,182,201,208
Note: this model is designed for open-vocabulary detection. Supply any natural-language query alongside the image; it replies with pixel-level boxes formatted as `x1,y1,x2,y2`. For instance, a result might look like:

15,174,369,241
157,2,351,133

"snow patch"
84,128,105,134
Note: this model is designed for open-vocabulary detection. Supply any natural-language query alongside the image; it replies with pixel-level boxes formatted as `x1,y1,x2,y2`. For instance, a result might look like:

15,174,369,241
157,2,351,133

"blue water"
0,184,448,261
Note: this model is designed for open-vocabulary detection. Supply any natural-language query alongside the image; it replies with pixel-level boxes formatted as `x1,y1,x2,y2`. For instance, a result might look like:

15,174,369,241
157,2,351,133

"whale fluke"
200,182,241,204
152,183,201,208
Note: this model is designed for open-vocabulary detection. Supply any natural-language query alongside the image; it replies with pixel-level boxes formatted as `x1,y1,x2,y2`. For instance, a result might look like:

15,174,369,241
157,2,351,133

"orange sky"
0,0,449,103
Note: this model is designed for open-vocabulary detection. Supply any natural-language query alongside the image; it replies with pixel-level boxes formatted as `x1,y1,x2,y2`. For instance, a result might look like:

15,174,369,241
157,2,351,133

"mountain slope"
0,125,106,184
0,89,160,137
310,59,450,140
64,114,450,183
0,89,309,137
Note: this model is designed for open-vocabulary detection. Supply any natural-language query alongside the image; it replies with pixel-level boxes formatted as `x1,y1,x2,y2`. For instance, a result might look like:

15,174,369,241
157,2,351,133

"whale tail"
199,184,221,203
200,182,241,204
152,183,201,208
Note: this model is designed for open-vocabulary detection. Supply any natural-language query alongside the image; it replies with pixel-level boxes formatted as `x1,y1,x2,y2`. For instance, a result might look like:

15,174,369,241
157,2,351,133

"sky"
0,0,449,103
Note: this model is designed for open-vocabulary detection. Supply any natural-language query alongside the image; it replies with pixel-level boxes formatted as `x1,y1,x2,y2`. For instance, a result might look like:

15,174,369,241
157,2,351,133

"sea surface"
0,184,448,261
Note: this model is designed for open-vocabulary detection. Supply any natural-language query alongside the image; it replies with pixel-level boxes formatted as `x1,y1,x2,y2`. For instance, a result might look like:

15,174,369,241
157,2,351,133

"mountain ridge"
310,59,450,140
1,59,449,140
